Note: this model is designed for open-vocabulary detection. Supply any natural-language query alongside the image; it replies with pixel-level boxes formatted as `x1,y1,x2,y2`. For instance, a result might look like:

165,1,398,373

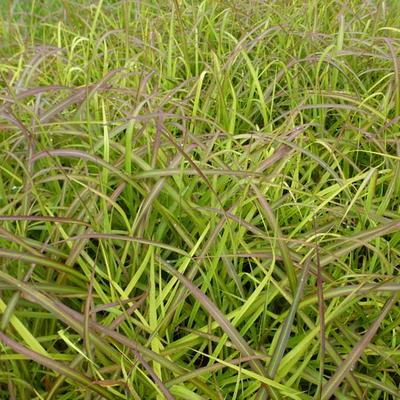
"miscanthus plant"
0,0,399,399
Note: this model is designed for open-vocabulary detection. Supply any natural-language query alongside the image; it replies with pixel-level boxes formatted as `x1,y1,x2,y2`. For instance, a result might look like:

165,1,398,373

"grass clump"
0,0,399,399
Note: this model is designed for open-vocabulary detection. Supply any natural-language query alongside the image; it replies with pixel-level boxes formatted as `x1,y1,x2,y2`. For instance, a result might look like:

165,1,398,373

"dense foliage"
0,1,399,399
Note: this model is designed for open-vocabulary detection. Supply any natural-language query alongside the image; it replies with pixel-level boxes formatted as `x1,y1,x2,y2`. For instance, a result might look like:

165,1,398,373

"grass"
0,0,399,399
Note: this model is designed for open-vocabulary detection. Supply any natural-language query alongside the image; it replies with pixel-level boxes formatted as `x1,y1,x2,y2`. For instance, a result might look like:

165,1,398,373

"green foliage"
0,0,399,399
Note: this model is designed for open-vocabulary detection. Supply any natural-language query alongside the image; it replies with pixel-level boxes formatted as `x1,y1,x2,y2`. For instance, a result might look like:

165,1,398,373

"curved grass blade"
0,331,117,400
0,269,217,399
157,255,280,399
321,293,399,399
0,248,85,281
